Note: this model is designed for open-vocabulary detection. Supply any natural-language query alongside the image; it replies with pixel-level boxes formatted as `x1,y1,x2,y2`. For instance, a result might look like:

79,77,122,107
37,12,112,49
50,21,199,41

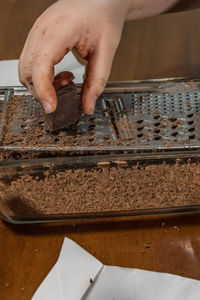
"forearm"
124,0,181,20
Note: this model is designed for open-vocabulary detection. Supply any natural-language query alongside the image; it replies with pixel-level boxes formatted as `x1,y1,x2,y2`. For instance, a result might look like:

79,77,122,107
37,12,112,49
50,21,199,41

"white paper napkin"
0,51,85,86
32,238,103,300
32,237,200,300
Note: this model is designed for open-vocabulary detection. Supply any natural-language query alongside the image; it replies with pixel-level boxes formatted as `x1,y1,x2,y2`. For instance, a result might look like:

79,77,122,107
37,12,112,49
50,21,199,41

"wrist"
109,0,132,20
124,0,180,21
90,0,131,22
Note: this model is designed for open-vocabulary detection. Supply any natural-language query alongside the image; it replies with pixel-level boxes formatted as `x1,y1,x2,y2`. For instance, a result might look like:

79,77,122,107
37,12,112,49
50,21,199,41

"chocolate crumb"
173,226,180,232
144,242,152,248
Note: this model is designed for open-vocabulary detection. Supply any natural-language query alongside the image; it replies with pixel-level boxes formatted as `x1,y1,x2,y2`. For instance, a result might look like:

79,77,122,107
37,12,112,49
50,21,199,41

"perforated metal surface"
1,79,200,153
100,91,200,149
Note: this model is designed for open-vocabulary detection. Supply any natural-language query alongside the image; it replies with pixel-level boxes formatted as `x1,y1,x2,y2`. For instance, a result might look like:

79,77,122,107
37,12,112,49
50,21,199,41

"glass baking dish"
1,151,200,224
1,78,200,224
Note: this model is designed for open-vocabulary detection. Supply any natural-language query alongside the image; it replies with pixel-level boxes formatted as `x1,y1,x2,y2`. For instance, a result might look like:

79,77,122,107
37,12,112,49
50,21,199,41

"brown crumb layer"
2,162,200,216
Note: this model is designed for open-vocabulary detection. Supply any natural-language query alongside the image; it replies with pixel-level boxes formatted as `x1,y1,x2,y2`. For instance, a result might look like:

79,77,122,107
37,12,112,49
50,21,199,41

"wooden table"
1,5,200,300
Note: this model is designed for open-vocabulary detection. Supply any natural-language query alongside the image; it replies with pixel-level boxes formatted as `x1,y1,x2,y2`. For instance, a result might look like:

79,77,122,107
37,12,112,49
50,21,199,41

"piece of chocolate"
45,84,80,132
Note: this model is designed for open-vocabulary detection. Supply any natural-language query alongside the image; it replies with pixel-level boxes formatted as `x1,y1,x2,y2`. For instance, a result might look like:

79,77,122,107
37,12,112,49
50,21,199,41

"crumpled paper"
0,51,85,86
32,237,200,300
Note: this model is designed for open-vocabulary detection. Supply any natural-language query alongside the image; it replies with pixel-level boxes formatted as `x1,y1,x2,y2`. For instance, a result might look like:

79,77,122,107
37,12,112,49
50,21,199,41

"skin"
18,0,179,115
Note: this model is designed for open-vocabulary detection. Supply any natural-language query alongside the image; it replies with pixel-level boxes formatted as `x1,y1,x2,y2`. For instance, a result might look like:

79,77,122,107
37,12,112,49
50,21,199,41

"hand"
18,0,128,114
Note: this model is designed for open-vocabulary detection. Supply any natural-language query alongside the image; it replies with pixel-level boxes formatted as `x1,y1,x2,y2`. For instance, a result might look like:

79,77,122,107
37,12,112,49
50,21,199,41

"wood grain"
110,9,200,81
1,215,200,300
0,0,54,59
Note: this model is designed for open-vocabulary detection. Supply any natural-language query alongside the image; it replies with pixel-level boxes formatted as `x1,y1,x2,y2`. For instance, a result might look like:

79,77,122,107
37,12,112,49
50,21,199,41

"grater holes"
154,122,160,127
171,125,178,130
163,106,167,113
194,94,199,111
137,126,144,131
171,132,178,137
137,133,143,138
89,117,95,123
137,120,143,124
179,106,183,112
153,115,160,120
88,124,95,129
187,113,193,118
188,127,195,132
147,98,151,104
154,136,161,141
147,108,151,115
88,137,94,142
163,99,167,113
88,123,95,136
154,129,161,134
170,96,175,109
88,123,95,129
187,120,194,125
139,95,143,102
189,134,195,140
168,116,177,122
131,95,136,109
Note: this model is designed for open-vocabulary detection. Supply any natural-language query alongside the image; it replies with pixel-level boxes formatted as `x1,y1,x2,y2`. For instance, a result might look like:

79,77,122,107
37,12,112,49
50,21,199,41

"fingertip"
42,100,55,114
82,94,97,115
83,106,95,115
82,76,106,115
18,63,25,86
31,63,58,112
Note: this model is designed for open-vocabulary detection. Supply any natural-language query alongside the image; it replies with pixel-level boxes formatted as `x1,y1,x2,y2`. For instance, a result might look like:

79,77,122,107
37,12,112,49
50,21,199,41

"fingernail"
42,100,53,113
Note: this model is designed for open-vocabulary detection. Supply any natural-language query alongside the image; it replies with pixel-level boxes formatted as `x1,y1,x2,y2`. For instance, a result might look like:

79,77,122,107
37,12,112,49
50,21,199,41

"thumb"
81,37,119,115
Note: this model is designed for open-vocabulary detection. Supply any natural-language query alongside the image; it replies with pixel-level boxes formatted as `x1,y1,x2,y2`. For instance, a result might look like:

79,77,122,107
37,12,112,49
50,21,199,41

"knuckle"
84,77,106,94
33,54,45,65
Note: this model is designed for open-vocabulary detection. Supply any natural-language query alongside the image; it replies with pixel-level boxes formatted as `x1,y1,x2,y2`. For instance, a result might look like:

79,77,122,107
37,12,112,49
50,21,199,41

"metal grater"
0,78,200,154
